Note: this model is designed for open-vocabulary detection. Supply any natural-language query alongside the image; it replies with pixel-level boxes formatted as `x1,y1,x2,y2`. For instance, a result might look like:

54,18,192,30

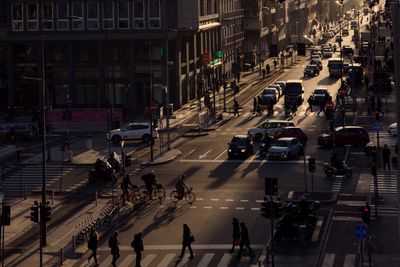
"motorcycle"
323,161,353,178
89,158,119,184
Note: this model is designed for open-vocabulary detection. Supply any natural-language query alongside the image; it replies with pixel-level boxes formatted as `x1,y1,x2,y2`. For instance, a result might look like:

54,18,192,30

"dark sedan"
273,127,308,145
317,126,370,147
304,65,320,76
228,135,254,159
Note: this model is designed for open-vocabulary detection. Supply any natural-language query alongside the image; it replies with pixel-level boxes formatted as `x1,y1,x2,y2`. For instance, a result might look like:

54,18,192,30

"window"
42,3,54,30
103,1,114,29
27,3,38,31
148,0,160,28
133,0,144,29
72,2,83,30
87,1,99,29
57,2,69,30
12,3,23,31
117,1,129,29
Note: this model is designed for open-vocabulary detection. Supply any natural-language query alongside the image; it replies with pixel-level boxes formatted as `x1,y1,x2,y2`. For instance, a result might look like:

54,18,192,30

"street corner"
71,149,102,165
141,149,182,166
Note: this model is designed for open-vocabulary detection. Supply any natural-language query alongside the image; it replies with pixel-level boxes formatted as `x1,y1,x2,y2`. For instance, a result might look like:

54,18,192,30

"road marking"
214,150,226,160
249,153,258,161
332,216,362,222
99,255,112,267
240,199,249,202
197,253,215,267
235,207,244,210
142,254,157,267
255,199,264,203
182,149,196,159
204,206,212,209
189,206,197,208
311,218,323,242
219,207,229,209
343,254,355,267
197,198,204,201
251,208,260,211
119,254,135,267
180,159,320,163
211,198,219,201
322,253,335,267
225,199,234,202
176,253,192,266
99,244,266,251
156,253,175,267
199,149,212,159
217,253,233,267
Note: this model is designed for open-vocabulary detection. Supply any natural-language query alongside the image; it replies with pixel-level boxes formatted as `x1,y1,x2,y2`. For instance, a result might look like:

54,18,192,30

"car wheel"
143,134,152,143
111,135,122,145
255,133,263,141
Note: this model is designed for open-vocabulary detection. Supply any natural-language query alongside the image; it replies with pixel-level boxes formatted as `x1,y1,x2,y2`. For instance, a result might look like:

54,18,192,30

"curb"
140,149,182,166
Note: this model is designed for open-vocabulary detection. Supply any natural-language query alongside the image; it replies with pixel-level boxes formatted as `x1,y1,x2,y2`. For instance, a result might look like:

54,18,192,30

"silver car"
267,137,302,160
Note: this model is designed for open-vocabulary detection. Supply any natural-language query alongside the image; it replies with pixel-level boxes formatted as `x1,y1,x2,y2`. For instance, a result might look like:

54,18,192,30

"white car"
267,137,302,160
261,88,279,104
388,123,397,136
311,54,322,63
322,48,333,58
107,122,159,144
248,120,295,140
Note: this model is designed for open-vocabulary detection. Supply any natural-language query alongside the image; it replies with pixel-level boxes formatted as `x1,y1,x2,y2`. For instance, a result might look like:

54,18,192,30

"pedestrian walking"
306,95,314,112
109,231,120,267
236,222,254,259
266,64,270,74
253,97,257,115
262,69,266,79
317,101,325,116
87,228,99,265
131,232,144,267
178,224,194,260
233,99,240,117
364,76,370,90
230,218,241,253
382,144,391,170
121,174,134,204
273,59,278,69
369,94,376,112
257,96,262,115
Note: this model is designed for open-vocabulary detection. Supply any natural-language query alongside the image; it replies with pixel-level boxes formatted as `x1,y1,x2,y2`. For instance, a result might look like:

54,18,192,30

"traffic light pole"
269,179,275,267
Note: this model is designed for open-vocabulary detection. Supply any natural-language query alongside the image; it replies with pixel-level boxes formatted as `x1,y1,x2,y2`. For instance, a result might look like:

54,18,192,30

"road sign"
355,224,368,239
265,178,278,196
373,123,381,132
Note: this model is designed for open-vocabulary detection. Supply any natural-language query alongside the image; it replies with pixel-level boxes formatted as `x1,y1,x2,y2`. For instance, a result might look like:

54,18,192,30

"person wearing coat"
178,224,194,260
230,218,240,253
237,222,254,259
87,228,98,265
109,231,120,267
132,232,144,267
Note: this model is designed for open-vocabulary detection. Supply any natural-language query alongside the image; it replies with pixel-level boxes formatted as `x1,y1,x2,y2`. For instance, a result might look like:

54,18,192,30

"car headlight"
241,149,246,153
228,149,232,152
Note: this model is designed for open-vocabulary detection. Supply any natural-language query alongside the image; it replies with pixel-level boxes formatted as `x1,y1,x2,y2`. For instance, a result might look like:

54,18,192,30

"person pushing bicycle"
176,174,189,200
142,170,157,197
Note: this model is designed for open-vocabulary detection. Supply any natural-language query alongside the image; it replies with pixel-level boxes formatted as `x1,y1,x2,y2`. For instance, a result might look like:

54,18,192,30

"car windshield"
231,138,248,146
271,140,290,147
285,82,302,95
310,60,320,65
306,65,314,69
263,89,276,94
314,89,326,95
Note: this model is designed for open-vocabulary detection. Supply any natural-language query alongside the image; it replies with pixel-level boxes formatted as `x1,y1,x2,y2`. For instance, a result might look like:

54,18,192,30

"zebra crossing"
370,170,398,195
78,248,261,267
3,164,75,198
331,176,343,192
368,131,397,147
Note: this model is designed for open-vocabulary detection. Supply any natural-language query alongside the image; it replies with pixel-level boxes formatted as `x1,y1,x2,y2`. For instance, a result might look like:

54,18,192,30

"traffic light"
309,158,316,173
370,162,377,176
124,154,132,167
1,205,11,226
42,203,52,222
361,204,371,224
30,202,39,223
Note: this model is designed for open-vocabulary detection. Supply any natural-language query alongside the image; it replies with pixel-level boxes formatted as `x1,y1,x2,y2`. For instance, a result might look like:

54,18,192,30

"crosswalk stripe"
156,253,176,267
343,254,355,267
197,253,215,267
119,254,135,267
99,255,112,267
322,253,335,267
176,253,192,266
142,253,157,267
217,253,233,267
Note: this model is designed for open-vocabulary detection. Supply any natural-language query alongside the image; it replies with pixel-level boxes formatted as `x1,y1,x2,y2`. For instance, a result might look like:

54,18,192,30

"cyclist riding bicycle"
142,170,157,197
176,174,189,200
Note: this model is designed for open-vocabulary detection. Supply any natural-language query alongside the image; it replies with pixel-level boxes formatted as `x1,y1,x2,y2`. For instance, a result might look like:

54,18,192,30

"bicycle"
170,186,196,205
138,184,166,202
112,185,141,206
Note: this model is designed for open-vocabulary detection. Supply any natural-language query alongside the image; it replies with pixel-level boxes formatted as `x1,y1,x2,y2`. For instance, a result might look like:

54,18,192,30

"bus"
328,58,343,77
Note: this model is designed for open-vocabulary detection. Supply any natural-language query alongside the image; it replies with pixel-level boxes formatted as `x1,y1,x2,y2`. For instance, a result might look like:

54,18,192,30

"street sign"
355,224,368,239
217,50,223,58
373,123,381,132
265,178,278,196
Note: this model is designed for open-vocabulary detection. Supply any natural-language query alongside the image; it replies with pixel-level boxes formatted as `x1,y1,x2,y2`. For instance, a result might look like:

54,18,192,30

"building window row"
11,0,160,32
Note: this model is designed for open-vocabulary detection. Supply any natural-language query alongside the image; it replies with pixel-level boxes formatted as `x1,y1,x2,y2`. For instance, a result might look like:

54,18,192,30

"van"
0,122,39,141
284,80,305,105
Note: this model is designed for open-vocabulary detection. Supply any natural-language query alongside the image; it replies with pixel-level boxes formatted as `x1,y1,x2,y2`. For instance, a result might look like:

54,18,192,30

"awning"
199,22,221,31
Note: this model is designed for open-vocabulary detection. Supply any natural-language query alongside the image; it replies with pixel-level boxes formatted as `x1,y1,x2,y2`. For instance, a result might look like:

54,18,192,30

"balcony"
199,13,219,22
221,9,244,20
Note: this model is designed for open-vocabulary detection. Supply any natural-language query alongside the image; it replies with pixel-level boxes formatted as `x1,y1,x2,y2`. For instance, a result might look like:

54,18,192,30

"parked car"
0,122,39,141
342,45,354,57
304,64,320,76
311,88,330,105
388,122,397,136
261,88,279,104
228,135,253,159
273,127,308,145
267,137,302,160
322,48,333,58
248,120,295,140
311,54,322,62
317,126,370,147
107,122,158,144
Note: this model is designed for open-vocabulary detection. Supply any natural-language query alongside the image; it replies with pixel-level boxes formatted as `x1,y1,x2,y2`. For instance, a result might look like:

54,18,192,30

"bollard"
72,235,75,252
51,190,55,205
95,191,98,206
60,248,63,265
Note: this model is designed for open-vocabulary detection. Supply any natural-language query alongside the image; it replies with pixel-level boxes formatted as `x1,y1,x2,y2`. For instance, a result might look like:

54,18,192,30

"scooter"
323,161,353,178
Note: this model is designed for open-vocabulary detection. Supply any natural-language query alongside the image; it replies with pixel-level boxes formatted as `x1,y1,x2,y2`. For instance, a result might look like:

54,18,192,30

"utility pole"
149,42,154,162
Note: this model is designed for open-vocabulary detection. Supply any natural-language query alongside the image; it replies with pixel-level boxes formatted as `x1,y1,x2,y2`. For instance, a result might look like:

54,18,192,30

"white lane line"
217,253,233,267
219,207,229,209
204,206,213,209
197,253,215,267
343,254,356,267
179,159,322,163
141,254,157,267
156,253,176,267
215,150,226,160
235,207,244,210
211,198,219,201
176,253,192,267
189,206,197,208
249,153,258,161
251,208,260,211
197,198,204,201
119,255,135,267
255,200,264,203
240,199,249,202
225,199,234,202
182,149,196,159
99,255,112,267
322,253,335,267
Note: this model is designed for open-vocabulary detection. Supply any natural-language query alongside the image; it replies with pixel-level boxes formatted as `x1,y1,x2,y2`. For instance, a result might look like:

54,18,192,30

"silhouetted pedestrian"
317,101,325,116
382,144,391,170
266,64,271,74
109,231,120,267
230,218,240,253
178,224,194,260
233,100,240,117
376,97,382,113
253,97,257,115
236,222,254,259
88,228,98,265
131,232,144,267
364,76,370,90
262,69,266,79
306,95,314,112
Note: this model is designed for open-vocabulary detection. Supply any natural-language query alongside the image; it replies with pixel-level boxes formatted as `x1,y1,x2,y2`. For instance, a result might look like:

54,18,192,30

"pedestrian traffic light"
124,154,132,167
309,158,316,173
361,204,371,224
1,205,11,226
42,203,52,222
370,162,377,177
30,203,39,223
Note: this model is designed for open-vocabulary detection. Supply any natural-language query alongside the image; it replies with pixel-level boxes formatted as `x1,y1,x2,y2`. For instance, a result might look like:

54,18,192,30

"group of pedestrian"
230,218,255,259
